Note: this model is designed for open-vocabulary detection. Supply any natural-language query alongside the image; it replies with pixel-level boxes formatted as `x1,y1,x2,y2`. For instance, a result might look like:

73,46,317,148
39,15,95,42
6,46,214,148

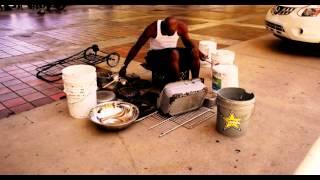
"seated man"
119,16,204,85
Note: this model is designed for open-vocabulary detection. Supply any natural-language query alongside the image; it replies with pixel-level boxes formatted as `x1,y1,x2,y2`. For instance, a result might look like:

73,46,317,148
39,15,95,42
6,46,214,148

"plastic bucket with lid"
62,65,97,119
211,49,235,65
216,87,255,137
212,64,239,91
199,40,217,62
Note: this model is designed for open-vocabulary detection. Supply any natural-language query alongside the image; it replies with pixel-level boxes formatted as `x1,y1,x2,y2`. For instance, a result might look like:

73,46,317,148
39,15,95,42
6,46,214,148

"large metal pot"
89,101,140,130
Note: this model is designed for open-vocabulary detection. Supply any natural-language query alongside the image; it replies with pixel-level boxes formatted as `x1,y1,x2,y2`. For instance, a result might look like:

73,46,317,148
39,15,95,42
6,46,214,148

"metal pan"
89,101,140,130
97,90,116,104
117,87,140,99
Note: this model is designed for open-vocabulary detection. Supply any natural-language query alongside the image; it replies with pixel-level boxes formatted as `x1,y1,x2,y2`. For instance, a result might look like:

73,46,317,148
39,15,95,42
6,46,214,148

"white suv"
265,5,320,43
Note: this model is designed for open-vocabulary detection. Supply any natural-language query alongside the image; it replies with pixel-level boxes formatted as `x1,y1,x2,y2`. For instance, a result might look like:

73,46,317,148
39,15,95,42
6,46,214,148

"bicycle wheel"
83,45,99,59
105,52,120,67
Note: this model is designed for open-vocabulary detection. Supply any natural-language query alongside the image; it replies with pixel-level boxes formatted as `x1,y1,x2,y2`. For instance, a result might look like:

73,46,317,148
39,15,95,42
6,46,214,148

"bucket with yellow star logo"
216,87,255,137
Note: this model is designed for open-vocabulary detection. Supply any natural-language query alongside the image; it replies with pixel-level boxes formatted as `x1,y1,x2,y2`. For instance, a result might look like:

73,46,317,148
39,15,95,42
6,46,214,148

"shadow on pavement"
268,38,320,58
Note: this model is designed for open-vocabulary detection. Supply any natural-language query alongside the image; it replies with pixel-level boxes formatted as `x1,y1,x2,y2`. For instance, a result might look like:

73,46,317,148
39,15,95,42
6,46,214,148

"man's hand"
119,65,127,77
199,49,207,61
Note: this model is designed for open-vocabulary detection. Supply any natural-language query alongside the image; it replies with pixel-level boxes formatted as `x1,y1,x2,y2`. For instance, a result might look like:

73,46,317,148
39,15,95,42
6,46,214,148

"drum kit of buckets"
60,40,255,138
199,40,239,92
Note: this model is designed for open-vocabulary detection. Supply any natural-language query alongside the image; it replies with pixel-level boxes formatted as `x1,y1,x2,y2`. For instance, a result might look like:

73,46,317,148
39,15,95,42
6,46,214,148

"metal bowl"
89,101,140,130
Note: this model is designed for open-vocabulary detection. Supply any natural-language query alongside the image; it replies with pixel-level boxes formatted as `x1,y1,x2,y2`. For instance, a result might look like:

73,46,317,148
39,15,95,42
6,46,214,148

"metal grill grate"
138,107,216,137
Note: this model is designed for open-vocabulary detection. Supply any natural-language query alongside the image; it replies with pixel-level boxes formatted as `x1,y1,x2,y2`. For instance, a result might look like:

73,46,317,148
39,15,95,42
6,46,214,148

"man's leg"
190,48,200,79
146,49,181,79
146,49,182,84
177,48,200,79
168,49,181,81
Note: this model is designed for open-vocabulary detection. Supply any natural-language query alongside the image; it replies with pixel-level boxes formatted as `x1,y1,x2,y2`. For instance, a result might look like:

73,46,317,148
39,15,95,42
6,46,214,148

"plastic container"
216,87,255,137
62,65,97,119
212,64,239,91
199,40,217,62
211,49,235,65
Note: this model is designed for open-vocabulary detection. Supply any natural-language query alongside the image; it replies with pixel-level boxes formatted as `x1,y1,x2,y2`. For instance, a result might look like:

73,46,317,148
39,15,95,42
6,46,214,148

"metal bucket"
216,87,255,137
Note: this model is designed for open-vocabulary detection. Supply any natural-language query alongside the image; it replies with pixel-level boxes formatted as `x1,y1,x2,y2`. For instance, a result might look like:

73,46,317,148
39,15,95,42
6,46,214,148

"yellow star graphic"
223,113,241,131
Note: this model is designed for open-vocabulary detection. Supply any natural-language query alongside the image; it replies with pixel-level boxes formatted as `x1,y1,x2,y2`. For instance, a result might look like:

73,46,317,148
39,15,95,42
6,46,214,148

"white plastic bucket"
212,64,239,91
211,49,235,65
62,65,97,119
199,40,217,62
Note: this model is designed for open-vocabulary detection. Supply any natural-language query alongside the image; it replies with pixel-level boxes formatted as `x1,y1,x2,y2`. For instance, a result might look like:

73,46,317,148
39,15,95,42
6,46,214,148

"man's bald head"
164,16,178,35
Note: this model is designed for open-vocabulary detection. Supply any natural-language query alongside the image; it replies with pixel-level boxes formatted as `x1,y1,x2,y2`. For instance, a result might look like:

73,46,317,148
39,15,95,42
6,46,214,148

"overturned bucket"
216,87,255,137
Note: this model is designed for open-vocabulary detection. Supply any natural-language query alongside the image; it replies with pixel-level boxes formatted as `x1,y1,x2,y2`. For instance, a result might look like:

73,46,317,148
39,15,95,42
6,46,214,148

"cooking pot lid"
126,73,140,81
131,79,152,89
117,87,139,98
97,90,116,103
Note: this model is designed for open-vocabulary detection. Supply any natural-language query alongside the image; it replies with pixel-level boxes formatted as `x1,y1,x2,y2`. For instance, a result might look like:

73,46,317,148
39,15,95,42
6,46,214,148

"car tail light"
298,6,320,17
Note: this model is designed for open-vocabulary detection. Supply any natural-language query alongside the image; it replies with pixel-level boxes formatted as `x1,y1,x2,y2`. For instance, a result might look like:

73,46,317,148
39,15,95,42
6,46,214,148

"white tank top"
149,20,179,50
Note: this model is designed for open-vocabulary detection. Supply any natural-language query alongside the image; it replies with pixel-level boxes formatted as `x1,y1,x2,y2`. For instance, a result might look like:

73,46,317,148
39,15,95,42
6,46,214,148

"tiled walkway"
0,61,65,118
0,5,271,118
0,36,46,58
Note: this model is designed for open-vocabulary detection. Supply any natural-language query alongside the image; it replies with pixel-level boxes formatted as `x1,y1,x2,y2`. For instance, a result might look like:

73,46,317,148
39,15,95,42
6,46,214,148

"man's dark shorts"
145,48,193,72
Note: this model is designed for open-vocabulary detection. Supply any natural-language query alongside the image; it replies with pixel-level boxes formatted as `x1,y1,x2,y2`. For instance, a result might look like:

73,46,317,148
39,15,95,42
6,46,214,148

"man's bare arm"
122,23,154,68
178,22,206,60
178,22,197,48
